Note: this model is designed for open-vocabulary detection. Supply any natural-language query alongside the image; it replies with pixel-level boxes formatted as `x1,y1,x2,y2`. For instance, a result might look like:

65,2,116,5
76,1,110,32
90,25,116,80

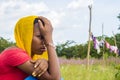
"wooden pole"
87,5,92,69
112,31,118,57
102,24,105,61
101,23,106,66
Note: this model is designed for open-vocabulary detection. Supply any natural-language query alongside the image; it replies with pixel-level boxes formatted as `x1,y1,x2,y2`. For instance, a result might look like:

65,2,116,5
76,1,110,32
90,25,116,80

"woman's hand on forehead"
38,16,50,24
37,16,53,44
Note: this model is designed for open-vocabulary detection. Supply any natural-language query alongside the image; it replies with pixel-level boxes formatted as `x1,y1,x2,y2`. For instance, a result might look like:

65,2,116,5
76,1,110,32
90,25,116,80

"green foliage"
115,72,120,80
60,64,117,80
116,33,120,49
56,40,75,57
115,64,120,80
56,40,88,59
115,64,120,70
0,37,15,52
56,33,120,59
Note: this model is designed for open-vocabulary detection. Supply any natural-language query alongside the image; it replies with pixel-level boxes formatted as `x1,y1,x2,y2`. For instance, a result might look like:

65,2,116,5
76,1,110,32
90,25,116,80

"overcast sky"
0,0,120,44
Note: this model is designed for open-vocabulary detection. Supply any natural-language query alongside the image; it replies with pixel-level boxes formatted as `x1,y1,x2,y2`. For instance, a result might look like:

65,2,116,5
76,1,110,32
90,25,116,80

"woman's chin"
32,50,46,55
35,53,42,55
35,51,44,55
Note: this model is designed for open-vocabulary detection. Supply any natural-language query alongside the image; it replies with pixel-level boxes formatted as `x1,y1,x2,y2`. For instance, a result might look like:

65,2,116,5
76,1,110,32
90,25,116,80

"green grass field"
60,62,119,80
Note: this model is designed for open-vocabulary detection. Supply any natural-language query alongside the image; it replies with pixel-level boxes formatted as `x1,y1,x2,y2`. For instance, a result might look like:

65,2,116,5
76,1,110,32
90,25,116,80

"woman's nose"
41,39,45,45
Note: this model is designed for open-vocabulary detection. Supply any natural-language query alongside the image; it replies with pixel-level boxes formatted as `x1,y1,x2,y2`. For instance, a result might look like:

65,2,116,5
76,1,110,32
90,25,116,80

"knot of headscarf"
14,15,48,60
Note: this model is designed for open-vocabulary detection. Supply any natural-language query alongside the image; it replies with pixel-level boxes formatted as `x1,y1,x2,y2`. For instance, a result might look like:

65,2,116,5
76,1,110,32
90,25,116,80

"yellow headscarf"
14,15,48,60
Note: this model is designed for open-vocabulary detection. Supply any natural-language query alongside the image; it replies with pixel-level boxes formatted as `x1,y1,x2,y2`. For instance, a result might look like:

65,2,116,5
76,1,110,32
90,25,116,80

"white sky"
0,0,120,44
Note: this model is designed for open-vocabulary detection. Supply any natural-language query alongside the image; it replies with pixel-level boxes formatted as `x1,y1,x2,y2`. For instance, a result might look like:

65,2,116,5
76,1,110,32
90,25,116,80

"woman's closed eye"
37,35,44,39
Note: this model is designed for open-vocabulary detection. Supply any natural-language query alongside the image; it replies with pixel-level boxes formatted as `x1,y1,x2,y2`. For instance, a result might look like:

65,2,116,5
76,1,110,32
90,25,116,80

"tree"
56,34,120,59
56,40,76,57
115,33,120,49
0,37,15,52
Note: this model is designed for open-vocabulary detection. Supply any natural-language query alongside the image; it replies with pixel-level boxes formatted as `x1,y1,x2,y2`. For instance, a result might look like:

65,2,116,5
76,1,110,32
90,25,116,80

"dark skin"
17,16,61,80
31,21,46,57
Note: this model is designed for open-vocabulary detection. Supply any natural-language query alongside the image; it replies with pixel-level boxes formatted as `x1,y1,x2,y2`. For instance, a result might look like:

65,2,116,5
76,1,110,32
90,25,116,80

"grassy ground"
59,58,120,80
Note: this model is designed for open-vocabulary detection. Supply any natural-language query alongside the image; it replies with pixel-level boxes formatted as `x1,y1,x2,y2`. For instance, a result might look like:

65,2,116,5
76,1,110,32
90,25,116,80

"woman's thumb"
30,60,36,64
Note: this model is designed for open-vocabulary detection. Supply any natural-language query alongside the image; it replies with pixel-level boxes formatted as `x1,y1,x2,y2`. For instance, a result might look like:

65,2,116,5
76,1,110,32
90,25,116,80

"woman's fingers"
32,64,47,77
38,68,47,77
38,16,49,24
34,59,42,68
38,16,53,45
30,60,36,64
38,20,44,29
32,59,48,77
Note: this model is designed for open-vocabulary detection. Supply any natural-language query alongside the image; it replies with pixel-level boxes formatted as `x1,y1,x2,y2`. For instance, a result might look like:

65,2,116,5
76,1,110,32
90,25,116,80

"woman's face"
31,22,46,55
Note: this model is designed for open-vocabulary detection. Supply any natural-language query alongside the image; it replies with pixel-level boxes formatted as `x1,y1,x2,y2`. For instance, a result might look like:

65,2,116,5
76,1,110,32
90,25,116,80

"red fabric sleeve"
4,48,31,66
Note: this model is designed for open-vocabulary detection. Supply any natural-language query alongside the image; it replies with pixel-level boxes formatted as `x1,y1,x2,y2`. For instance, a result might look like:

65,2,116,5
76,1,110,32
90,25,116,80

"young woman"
0,16,60,80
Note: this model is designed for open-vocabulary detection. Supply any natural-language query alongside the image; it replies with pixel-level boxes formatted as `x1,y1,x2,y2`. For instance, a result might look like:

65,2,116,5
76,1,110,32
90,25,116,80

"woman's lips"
40,49,46,52
40,47,46,52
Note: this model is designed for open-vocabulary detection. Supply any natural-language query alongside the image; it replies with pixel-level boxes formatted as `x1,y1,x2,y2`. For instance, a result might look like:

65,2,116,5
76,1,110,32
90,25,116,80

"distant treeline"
0,33,120,59
56,33,120,59
0,37,15,52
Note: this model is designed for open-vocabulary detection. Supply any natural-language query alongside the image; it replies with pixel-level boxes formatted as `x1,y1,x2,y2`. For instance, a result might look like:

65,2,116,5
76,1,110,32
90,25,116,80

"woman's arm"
37,16,61,80
40,45,61,80
17,58,48,78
